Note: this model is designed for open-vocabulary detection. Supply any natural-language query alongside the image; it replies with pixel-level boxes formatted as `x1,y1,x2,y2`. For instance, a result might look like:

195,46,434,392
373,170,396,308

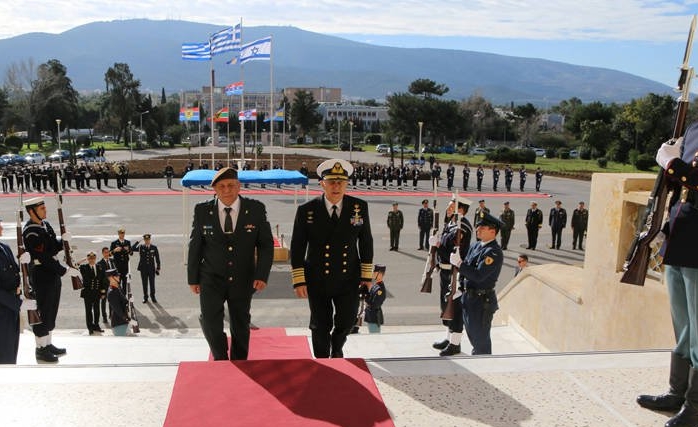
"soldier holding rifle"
430,196,472,356
22,197,80,363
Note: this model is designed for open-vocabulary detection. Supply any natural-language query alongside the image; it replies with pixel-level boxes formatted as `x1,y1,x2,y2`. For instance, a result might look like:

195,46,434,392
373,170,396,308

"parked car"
569,150,579,158
1,153,27,165
375,143,389,153
532,148,546,157
24,152,46,164
48,149,70,162
469,147,487,155
76,148,98,161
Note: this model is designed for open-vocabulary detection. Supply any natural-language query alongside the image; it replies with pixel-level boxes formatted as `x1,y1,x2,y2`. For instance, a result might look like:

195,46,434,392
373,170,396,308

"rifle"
16,200,41,326
126,271,140,333
55,180,83,290
621,15,696,286
420,199,440,293
441,211,462,321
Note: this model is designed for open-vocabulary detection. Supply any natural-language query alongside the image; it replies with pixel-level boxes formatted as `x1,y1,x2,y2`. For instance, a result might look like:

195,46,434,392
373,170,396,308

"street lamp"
128,120,133,161
349,121,354,162
418,121,423,154
139,110,150,148
55,119,62,153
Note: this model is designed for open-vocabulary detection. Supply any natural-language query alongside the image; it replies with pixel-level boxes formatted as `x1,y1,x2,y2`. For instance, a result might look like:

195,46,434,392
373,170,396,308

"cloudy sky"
2,0,697,86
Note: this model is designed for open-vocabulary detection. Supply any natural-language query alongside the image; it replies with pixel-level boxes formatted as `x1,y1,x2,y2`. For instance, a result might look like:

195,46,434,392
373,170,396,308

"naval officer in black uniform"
291,159,374,358
132,234,161,304
188,167,274,361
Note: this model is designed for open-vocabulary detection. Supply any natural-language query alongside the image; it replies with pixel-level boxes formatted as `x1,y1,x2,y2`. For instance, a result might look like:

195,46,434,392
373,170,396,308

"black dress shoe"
636,393,684,411
93,327,105,333
143,298,148,304
36,347,59,362
666,402,698,427
151,297,157,304
432,339,450,350
46,343,66,355
331,351,344,358
439,344,461,356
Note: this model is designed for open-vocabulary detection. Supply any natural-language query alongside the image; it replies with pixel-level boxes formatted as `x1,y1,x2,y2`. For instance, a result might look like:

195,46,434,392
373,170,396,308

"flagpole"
282,104,286,169
227,98,231,166
239,19,246,169
269,36,274,169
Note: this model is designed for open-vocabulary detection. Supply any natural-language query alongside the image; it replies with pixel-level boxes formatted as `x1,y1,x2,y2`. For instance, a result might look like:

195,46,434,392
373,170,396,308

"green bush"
580,147,592,160
364,134,382,145
634,153,656,171
545,148,556,158
485,147,536,164
557,148,570,159
5,135,23,152
597,157,608,168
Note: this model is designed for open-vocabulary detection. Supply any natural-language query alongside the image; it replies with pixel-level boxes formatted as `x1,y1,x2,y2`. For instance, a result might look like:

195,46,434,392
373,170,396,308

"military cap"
421,199,429,204
478,199,485,203
105,268,120,277
392,201,399,206
455,196,472,209
504,201,510,205
316,159,353,180
475,212,504,231
211,167,238,185
118,227,126,233
373,264,387,273
86,251,96,257
143,233,151,239
23,197,45,208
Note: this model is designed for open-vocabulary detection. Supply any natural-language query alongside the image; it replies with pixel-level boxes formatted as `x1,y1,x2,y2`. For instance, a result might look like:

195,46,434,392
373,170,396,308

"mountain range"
0,19,673,105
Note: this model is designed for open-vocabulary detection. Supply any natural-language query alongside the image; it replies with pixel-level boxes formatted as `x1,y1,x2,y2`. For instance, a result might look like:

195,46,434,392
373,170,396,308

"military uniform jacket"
525,209,543,228
23,220,66,278
364,281,386,324
499,209,515,231
387,210,404,231
571,208,589,230
79,263,107,300
187,197,274,287
107,287,129,327
132,242,161,273
662,121,698,267
291,195,374,290
0,242,21,313
109,239,132,270
549,208,567,231
437,217,473,264
473,207,490,225
417,207,434,230
459,240,504,291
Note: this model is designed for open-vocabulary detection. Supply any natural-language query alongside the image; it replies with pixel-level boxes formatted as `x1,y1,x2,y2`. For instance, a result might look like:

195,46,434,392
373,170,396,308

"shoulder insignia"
485,256,494,265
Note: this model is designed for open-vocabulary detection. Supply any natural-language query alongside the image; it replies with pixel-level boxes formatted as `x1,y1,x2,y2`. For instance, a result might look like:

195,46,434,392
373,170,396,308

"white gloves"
449,251,462,267
61,232,72,242
66,267,80,278
656,138,682,169
129,320,138,327
21,298,37,311
19,252,31,264
451,286,463,300
428,235,439,247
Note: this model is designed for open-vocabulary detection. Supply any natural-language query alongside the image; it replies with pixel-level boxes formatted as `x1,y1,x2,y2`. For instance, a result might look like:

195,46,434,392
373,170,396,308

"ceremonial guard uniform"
476,165,484,191
462,163,470,191
535,167,543,192
446,163,455,191
571,201,589,250
133,234,161,303
0,219,21,364
105,269,129,336
78,252,107,334
110,228,132,291
417,199,434,250
525,202,544,250
548,200,567,250
387,202,404,251
412,167,419,190
363,264,387,333
291,159,373,358
492,165,500,191
452,213,504,355
22,197,79,362
504,164,514,191
519,165,527,191
499,201,515,250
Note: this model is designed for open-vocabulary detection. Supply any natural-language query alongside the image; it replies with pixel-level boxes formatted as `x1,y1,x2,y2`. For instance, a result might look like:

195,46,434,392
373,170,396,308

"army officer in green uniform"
291,159,374,358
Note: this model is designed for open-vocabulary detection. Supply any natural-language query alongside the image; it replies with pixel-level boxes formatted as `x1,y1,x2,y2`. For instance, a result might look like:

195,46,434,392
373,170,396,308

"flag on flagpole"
264,107,285,123
182,42,211,61
238,109,257,121
214,107,230,122
230,36,272,65
225,81,244,96
179,108,200,122
210,24,242,56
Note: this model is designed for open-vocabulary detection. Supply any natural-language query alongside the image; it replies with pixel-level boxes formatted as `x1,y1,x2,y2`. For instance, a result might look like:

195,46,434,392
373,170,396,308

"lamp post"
139,110,150,148
418,121,423,154
56,119,62,153
349,121,354,162
128,121,133,161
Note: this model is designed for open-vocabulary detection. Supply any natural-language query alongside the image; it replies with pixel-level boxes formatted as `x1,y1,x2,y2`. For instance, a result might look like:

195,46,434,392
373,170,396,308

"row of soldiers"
0,161,131,193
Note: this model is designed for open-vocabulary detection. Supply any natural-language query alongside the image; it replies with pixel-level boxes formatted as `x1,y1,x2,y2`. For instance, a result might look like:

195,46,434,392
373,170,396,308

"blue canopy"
181,169,308,187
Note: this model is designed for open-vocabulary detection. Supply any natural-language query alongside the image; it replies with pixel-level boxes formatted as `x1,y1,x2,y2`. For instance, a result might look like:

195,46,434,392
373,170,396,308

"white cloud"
0,0,696,41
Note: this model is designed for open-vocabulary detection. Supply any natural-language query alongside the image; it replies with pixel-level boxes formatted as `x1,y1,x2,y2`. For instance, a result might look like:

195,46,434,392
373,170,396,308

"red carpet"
163,358,394,427
207,328,312,361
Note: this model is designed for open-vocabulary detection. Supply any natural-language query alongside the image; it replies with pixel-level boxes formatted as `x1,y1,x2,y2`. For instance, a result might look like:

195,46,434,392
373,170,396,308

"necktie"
331,205,339,223
224,207,233,233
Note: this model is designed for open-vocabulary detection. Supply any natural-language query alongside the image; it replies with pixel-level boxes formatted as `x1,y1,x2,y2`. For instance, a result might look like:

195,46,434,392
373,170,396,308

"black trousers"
199,277,254,360
0,307,19,364
140,269,156,299
83,296,100,331
31,274,62,337
526,225,539,249
551,227,563,249
573,228,586,248
307,283,359,358
419,227,430,249
389,228,401,249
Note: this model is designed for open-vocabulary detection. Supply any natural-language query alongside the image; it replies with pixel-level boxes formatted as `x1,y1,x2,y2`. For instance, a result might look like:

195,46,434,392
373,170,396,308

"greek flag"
210,24,242,56
182,42,211,61
238,36,272,64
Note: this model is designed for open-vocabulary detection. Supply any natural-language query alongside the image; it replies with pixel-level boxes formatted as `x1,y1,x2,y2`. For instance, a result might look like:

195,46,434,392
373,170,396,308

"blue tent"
181,169,308,187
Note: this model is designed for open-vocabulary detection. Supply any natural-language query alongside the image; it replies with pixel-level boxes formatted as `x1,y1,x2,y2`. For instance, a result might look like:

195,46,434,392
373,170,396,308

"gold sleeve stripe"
361,263,373,280
292,268,306,285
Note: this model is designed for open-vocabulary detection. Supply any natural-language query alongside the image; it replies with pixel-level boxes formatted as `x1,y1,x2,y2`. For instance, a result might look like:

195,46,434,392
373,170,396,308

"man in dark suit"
110,227,132,292
97,247,116,323
188,167,274,361
525,201,544,250
548,200,567,250
132,234,161,304
78,251,107,334
291,159,374,358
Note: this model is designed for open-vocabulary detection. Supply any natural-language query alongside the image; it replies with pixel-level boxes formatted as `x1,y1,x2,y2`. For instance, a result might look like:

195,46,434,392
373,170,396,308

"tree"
104,63,142,143
289,90,322,137
408,78,449,98
30,59,79,149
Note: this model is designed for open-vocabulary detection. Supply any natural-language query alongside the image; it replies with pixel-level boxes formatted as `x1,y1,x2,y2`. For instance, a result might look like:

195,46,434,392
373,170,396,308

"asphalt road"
0,146,591,333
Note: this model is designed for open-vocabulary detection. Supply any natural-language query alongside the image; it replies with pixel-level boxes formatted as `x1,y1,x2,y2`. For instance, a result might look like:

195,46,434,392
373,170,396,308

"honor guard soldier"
133,234,161,304
499,201,515,250
535,167,543,192
492,165,500,191
462,163,470,191
110,227,132,291
446,163,455,191
476,165,484,191
504,164,514,191
363,264,387,333
22,197,80,362
291,159,374,358
519,165,527,191
450,212,504,355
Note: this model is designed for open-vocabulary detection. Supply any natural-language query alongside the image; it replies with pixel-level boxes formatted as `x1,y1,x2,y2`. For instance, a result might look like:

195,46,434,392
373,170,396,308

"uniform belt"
465,288,494,297
439,263,452,270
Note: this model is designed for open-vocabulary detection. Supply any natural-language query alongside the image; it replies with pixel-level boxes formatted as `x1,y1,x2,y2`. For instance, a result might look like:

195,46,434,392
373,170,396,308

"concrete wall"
494,173,675,352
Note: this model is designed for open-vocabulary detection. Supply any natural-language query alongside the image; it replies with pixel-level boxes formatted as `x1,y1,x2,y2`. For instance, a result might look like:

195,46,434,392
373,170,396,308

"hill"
0,19,672,105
